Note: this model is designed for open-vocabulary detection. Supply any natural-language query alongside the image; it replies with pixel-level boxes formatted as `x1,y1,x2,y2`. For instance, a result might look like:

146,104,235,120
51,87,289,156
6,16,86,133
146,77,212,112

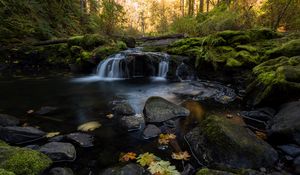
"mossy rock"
185,115,278,170
196,168,236,175
267,39,300,58
0,141,8,147
0,169,15,175
92,41,127,62
246,56,300,106
0,145,52,175
68,34,107,49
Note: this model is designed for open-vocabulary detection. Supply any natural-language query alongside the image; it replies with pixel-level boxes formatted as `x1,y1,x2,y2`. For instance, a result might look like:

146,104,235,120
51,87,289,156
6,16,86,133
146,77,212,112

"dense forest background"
0,0,299,45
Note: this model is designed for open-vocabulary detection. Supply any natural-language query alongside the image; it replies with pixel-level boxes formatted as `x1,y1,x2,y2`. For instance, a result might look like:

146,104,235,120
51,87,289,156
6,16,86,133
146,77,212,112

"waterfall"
96,49,169,80
96,53,129,79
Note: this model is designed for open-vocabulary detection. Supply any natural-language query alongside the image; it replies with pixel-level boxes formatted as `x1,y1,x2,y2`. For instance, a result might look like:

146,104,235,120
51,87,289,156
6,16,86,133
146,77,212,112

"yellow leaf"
119,152,137,162
27,109,34,114
171,151,191,161
106,113,114,119
158,133,176,145
77,121,101,132
137,152,159,166
46,132,60,138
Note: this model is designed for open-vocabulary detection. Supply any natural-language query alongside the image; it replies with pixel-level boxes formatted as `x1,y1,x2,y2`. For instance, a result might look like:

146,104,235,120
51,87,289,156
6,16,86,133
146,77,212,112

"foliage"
171,151,191,161
119,152,137,162
158,134,176,145
148,160,180,175
137,153,159,166
170,17,198,36
0,169,15,175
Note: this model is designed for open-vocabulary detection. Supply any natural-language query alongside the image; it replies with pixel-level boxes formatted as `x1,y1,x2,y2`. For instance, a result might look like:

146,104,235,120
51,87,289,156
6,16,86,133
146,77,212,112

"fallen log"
32,38,69,46
137,34,185,41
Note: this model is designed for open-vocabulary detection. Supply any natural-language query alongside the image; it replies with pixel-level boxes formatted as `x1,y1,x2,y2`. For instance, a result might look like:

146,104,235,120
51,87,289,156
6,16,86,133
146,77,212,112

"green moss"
82,34,106,49
196,168,236,175
267,39,300,58
0,141,8,147
68,36,84,46
0,146,52,175
70,46,83,55
0,169,15,175
236,45,257,53
116,41,127,50
216,30,244,40
80,51,92,61
226,58,242,67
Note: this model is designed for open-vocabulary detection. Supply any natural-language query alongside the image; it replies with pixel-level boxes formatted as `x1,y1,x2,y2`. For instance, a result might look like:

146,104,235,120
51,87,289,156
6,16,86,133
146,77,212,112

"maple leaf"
158,133,176,145
137,152,159,166
148,160,180,175
171,151,191,161
255,131,267,140
119,152,137,162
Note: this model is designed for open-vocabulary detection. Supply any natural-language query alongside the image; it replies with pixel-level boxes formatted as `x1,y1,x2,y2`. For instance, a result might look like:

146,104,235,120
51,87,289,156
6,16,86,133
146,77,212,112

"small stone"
143,124,161,139
66,132,94,147
35,106,58,115
39,142,76,162
0,126,46,144
278,144,300,157
0,114,20,126
119,115,144,131
49,167,74,175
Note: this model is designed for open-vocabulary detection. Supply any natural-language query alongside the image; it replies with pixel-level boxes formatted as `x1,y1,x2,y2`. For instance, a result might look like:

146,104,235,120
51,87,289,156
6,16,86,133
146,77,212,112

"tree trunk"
181,0,185,16
188,0,195,16
206,0,209,12
199,0,204,12
273,0,293,30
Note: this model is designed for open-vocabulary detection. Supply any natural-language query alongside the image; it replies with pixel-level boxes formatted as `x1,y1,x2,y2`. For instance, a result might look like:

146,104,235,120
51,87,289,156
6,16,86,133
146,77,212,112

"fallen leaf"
119,152,137,162
158,133,176,145
27,109,34,114
106,113,114,119
46,132,60,138
137,152,159,166
171,151,191,161
77,121,101,132
255,131,267,140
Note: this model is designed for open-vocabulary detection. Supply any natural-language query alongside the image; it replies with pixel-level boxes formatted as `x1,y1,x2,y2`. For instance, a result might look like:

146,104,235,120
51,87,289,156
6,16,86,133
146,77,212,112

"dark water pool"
0,75,191,174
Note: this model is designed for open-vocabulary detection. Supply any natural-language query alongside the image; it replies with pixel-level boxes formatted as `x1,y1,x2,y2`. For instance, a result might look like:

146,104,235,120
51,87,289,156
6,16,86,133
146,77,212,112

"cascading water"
96,49,169,80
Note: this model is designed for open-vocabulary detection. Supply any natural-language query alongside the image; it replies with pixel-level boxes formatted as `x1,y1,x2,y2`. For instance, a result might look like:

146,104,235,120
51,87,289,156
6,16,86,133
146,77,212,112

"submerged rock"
268,101,300,144
0,141,52,175
100,163,144,175
240,107,276,130
0,126,46,144
278,144,300,157
113,103,135,116
39,142,76,162
185,115,278,169
119,115,145,131
0,114,20,126
66,132,94,147
35,106,59,115
142,124,161,139
143,96,190,123
48,167,74,175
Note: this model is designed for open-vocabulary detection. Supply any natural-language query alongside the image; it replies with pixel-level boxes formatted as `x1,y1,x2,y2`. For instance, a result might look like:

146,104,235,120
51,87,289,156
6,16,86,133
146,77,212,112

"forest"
0,0,300,175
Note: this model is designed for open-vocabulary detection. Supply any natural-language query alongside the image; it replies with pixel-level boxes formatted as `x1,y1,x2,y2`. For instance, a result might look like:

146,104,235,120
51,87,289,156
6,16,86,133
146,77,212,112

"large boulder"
185,115,278,170
246,56,300,106
39,142,76,162
268,101,300,144
0,114,19,127
0,141,52,175
0,126,46,144
143,96,190,123
118,115,145,131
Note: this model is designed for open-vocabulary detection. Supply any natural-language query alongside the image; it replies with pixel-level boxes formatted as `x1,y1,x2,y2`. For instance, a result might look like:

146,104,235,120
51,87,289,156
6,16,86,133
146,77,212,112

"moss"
0,169,15,175
0,146,52,175
68,36,84,46
82,34,106,49
236,45,257,53
226,58,242,67
80,51,92,61
216,30,244,40
0,141,8,147
267,39,300,58
196,168,236,175
70,46,83,55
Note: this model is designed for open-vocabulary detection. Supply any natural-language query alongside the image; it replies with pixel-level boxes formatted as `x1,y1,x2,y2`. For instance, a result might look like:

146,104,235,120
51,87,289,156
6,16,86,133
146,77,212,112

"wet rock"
48,135,65,142
240,107,276,130
268,101,300,144
122,37,136,48
143,124,161,139
66,132,94,147
35,106,59,115
48,167,74,175
181,163,195,175
39,142,76,162
119,115,144,131
173,81,237,104
113,103,135,116
176,63,197,81
0,114,20,126
0,126,46,144
143,96,190,123
196,168,236,175
25,144,40,150
278,144,300,157
294,156,300,174
186,115,278,169
0,143,52,175
100,163,144,175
